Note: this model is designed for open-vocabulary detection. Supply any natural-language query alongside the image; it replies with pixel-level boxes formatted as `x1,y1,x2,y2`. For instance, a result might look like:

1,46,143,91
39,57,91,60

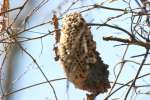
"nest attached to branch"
57,12,110,98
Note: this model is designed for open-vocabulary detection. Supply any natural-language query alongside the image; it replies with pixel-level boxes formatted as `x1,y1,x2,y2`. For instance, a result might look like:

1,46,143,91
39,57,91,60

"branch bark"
103,36,150,48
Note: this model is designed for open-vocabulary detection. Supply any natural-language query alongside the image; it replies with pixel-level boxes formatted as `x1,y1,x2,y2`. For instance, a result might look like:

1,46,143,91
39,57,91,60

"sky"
0,0,150,100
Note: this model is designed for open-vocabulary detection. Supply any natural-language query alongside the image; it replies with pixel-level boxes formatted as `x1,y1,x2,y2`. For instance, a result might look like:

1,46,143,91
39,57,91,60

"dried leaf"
3,0,9,11
52,14,60,61
52,14,60,43
0,0,9,32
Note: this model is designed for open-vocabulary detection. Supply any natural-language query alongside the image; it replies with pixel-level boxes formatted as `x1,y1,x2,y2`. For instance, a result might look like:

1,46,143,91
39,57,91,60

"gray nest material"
57,12,110,95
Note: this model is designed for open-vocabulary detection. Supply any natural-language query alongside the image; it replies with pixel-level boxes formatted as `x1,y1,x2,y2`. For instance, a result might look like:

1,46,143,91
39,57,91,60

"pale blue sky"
0,0,150,100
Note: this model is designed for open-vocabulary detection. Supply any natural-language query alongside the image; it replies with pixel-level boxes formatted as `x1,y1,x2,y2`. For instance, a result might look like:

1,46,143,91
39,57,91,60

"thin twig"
3,78,66,97
124,49,149,100
105,45,129,100
88,23,134,39
5,28,58,100
104,72,150,99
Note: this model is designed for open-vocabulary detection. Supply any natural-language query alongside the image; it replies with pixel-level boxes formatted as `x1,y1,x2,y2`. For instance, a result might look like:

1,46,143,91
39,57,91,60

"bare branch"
103,36,150,48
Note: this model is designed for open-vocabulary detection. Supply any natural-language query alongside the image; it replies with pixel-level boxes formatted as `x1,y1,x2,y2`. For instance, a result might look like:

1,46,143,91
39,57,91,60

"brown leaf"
52,14,60,61
3,0,9,11
52,14,60,43
0,0,9,32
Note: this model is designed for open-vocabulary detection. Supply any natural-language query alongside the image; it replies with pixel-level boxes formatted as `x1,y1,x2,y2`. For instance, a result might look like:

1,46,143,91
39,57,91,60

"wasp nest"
58,12,110,94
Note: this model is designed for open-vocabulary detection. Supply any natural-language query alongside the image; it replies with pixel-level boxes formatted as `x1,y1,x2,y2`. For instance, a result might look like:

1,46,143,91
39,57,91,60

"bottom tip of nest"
85,82,111,100
86,93,98,100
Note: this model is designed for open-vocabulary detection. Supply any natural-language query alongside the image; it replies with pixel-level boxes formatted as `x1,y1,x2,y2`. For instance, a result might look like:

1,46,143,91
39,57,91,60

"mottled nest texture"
57,12,110,94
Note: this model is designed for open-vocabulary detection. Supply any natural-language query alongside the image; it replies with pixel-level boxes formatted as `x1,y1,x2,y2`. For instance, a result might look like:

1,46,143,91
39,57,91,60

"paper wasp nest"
58,13,110,94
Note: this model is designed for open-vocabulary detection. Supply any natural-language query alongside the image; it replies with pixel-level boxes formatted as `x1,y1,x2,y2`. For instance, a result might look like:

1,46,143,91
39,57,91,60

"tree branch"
103,36,150,48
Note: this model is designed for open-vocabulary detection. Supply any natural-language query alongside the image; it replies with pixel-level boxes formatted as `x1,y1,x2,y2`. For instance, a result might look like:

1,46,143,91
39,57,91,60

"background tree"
0,0,150,100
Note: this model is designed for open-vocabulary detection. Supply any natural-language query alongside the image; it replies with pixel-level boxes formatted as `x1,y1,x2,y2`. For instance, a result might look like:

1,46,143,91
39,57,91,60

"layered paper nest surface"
58,12,110,94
